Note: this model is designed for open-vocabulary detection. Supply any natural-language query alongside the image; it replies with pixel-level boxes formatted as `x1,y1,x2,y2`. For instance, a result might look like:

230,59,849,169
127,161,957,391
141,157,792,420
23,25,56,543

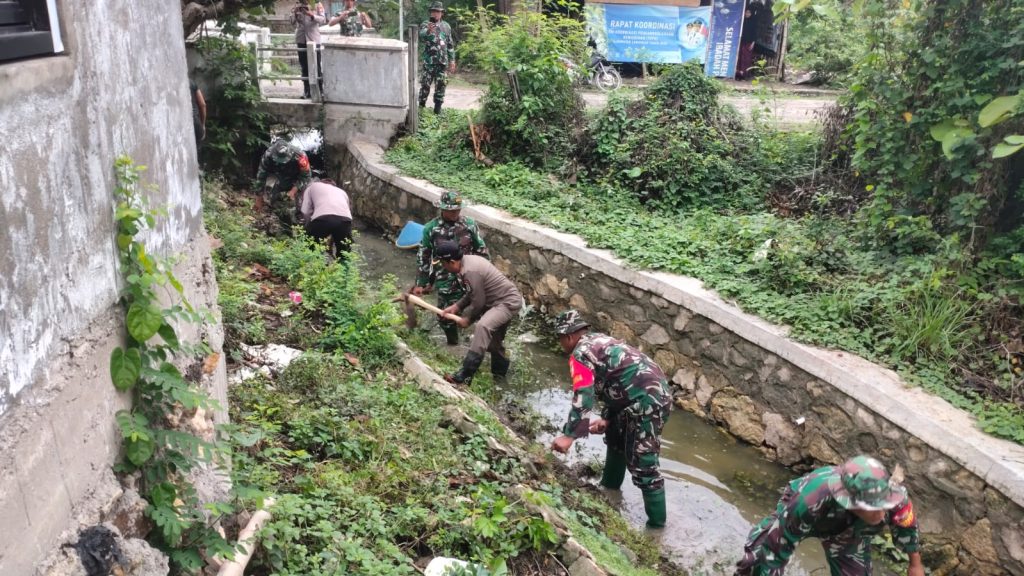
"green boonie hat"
554,309,590,336
438,190,462,210
830,455,906,511
429,1,444,10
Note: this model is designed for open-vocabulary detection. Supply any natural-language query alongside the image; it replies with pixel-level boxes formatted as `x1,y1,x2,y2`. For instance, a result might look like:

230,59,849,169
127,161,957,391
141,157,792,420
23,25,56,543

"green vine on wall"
110,157,238,571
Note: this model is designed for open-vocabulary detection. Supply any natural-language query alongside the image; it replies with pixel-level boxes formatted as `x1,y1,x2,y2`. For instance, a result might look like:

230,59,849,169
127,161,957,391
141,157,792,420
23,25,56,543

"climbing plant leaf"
110,347,142,391
126,436,155,466
158,323,179,348
127,302,163,342
978,93,1021,128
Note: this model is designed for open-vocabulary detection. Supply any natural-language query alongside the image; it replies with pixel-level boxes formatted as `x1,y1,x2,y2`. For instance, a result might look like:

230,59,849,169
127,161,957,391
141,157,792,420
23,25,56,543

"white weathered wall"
0,1,225,573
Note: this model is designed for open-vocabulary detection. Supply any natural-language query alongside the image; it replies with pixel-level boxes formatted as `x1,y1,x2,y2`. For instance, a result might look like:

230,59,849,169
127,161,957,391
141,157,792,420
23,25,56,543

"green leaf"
941,128,975,159
978,93,1021,127
150,482,177,508
126,436,155,466
1005,135,1024,145
625,167,642,178
929,120,956,142
993,141,1024,159
158,323,179,348
117,234,133,251
127,303,163,342
110,347,142,391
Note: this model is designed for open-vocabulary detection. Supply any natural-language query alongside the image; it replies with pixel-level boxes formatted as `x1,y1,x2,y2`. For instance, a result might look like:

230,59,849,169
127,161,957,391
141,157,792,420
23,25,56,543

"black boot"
434,101,442,115
442,324,460,346
419,99,426,109
490,351,511,378
445,351,483,385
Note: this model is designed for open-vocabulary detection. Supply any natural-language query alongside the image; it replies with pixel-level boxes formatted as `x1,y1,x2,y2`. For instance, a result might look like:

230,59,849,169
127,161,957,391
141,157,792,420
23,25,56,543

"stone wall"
338,140,1024,575
0,1,225,573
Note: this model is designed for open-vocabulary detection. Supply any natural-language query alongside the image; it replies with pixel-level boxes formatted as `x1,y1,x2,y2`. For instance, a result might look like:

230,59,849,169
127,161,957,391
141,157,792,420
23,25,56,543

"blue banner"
705,0,745,77
585,4,712,64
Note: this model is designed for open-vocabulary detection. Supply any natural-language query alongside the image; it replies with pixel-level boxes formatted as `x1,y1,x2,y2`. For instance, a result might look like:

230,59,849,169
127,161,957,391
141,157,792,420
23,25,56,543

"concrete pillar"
321,37,408,147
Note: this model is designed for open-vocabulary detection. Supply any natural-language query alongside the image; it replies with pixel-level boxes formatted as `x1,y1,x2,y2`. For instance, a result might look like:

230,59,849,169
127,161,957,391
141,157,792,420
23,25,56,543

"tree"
181,0,276,38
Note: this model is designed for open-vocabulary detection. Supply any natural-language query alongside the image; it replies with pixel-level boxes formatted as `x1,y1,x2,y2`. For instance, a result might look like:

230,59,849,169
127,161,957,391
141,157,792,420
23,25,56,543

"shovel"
393,292,463,328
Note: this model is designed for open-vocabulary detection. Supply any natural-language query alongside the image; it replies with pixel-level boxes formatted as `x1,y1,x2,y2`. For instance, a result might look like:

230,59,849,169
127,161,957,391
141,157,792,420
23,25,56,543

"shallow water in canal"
352,222,830,575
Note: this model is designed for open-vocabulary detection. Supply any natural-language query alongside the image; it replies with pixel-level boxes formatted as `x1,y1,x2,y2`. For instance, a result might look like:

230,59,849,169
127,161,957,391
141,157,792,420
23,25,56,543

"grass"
203,178,677,575
384,112,1024,445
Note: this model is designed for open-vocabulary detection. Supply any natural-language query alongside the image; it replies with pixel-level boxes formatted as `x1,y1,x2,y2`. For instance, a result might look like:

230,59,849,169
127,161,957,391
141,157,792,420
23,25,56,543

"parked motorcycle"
559,51,622,92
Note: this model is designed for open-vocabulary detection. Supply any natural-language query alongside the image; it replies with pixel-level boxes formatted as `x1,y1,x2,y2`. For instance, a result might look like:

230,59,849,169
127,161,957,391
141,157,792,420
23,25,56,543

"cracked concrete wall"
0,1,226,574
341,141,1024,575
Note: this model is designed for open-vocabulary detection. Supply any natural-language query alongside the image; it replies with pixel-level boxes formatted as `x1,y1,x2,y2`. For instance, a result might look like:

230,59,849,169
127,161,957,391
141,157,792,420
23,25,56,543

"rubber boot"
418,99,426,109
445,351,483,385
490,351,511,378
600,447,628,490
442,324,459,345
642,488,667,528
434,101,443,115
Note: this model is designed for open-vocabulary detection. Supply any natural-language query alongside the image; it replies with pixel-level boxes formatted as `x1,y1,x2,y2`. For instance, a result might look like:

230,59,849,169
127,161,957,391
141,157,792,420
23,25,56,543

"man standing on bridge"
329,0,372,37
418,1,456,114
255,139,312,233
549,310,672,528
436,240,521,384
735,455,924,576
411,191,489,345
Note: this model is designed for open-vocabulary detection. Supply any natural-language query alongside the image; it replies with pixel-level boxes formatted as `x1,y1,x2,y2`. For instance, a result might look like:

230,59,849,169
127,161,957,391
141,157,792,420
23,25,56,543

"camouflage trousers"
435,273,466,331
267,181,300,234
605,388,671,493
736,486,879,576
418,65,447,106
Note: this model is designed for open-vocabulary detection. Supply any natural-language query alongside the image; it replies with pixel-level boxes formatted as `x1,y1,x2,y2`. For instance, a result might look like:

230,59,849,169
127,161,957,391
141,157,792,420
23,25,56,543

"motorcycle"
559,51,622,92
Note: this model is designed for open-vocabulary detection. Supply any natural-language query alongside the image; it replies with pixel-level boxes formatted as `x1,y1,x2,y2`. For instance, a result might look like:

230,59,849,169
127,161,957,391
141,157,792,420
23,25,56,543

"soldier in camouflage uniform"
255,139,312,232
735,455,924,576
549,310,673,528
412,190,489,345
329,0,372,37
418,1,456,114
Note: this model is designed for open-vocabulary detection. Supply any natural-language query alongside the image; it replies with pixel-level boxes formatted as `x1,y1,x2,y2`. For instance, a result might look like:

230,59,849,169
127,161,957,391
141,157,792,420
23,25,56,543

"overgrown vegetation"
785,0,865,86
203,180,674,574
387,50,1024,443
193,36,271,181
110,158,238,571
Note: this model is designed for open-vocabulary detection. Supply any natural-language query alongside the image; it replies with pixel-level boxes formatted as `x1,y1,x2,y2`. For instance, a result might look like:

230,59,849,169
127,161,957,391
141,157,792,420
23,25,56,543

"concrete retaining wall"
0,1,225,573
339,139,1024,575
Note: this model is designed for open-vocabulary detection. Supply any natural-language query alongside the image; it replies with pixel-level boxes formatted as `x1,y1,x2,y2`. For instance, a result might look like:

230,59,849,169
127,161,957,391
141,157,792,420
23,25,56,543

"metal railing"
254,33,322,102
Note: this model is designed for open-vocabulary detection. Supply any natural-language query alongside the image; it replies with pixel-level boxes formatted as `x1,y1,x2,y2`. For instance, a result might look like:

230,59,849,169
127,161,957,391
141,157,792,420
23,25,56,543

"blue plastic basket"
395,221,424,249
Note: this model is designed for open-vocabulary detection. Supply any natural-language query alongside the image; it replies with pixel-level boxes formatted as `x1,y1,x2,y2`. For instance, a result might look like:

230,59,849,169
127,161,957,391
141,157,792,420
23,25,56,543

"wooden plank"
591,0,700,6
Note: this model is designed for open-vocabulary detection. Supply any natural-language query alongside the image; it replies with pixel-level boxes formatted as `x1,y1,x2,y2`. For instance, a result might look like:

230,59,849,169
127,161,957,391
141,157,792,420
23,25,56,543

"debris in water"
517,332,541,344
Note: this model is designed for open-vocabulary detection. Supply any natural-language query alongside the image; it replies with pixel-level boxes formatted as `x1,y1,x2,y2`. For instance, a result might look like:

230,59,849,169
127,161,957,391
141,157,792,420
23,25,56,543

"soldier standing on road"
411,191,489,345
255,139,312,233
418,1,456,114
735,455,924,576
435,241,522,384
329,0,372,36
549,310,672,528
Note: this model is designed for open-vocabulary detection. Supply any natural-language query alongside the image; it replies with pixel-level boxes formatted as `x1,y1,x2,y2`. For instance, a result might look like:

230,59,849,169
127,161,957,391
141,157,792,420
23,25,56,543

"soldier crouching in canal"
548,310,672,528
735,455,924,576
411,191,489,345
254,139,312,234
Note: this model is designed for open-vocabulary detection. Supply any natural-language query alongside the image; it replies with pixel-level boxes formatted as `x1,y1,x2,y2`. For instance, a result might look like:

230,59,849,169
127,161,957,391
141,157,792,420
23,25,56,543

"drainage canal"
353,222,832,574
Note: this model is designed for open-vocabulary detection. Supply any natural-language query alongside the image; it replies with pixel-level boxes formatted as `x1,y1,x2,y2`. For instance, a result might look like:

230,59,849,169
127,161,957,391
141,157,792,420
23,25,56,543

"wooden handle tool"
396,292,463,322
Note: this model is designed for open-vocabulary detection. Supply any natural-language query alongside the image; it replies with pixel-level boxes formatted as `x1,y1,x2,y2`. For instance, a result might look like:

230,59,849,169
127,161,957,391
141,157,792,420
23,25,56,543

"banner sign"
705,0,745,77
585,4,712,64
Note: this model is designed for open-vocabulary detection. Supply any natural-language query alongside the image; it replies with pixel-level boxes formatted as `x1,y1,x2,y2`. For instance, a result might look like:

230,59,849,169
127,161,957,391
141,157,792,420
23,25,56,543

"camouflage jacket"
255,142,312,193
561,333,670,438
415,216,488,287
336,11,363,36
752,465,921,571
418,20,455,68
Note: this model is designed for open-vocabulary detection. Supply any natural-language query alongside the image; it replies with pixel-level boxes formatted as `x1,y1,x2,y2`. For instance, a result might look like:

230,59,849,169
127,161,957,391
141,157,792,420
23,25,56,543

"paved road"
442,85,834,129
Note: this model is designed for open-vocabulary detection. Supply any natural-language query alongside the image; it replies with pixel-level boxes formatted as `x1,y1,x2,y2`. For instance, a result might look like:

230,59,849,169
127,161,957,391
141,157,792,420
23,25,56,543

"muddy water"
353,222,829,575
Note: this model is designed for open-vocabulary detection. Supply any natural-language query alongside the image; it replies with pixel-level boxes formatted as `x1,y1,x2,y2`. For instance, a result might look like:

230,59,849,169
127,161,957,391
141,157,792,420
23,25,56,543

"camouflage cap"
270,140,297,162
553,309,590,336
437,190,462,210
830,455,906,511
429,1,445,10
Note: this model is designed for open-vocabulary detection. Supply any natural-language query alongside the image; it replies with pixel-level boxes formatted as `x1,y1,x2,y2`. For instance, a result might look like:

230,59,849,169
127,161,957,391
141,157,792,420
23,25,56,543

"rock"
40,524,169,576
560,537,590,565
854,407,876,429
961,519,1001,568
541,274,569,298
117,536,171,575
398,192,408,209
1000,523,1024,566
775,366,792,384
906,439,929,463
650,295,670,309
105,488,152,540
673,310,693,332
695,375,714,407
805,433,841,465
672,367,697,392
624,304,647,322
596,282,619,302
569,293,589,313
921,543,959,576
762,413,803,465
708,323,724,335
494,255,513,276
609,321,635,342
675,397,702,414
628,287,646,300
710,389,765,445
653,349,677,374
568,556,606,576
528,249,549,271
641,324,671,346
